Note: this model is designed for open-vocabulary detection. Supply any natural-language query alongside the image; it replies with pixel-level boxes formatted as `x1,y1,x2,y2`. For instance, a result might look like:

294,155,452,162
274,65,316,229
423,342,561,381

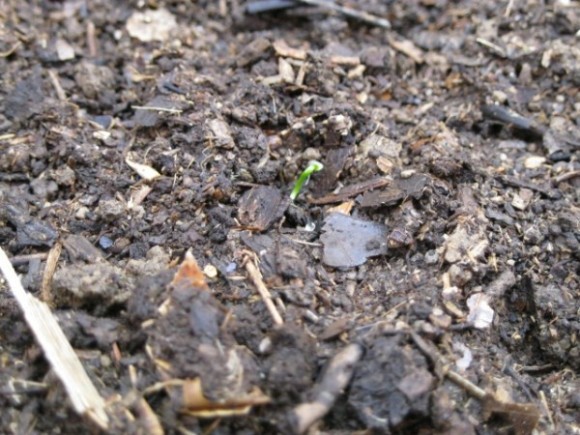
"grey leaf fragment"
320,213,388,268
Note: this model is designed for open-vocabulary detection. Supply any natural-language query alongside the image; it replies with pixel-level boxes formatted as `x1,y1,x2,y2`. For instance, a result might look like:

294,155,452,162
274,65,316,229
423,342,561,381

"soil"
0,1,579,434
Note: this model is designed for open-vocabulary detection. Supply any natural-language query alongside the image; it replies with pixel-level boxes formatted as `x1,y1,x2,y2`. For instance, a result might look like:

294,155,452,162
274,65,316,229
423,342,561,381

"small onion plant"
290,160,324,201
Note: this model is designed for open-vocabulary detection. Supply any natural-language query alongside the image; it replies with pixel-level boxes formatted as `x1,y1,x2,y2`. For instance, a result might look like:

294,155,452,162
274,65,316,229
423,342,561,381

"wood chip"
330,55,361,66
273,39,307,60
278,57,295,83
310,177,390,205
359,173,429,208
512,188,533,211
347,64,366,79
238,186,288,231
388,36,425,64
40,240,62,304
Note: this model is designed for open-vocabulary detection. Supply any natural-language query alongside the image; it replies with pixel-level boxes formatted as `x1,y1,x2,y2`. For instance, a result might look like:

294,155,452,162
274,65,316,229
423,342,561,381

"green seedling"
290,160,324,201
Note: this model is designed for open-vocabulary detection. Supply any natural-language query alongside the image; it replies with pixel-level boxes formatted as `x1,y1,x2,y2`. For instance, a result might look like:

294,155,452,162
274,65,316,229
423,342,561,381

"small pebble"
75,206,90,219
99,236,113,250
524,155,546,169
424,249,439,265
492,90,508,104
203,264,218,279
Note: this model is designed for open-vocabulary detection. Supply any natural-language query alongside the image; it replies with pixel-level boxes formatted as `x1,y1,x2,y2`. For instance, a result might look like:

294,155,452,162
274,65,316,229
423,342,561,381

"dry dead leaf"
466,293,494,329
207,118,235,149
482,394,541,435
126,155,161,181
180,378,270,417
128,184,153,209
278,57,295,83
327,200,354,215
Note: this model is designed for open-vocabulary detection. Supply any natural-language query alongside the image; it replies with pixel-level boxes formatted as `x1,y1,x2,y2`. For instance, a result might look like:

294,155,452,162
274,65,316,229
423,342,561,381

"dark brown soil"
1,1,579,434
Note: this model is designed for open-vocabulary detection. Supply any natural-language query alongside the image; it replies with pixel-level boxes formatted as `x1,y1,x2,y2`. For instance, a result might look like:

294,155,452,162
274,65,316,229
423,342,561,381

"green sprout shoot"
290,160,324,201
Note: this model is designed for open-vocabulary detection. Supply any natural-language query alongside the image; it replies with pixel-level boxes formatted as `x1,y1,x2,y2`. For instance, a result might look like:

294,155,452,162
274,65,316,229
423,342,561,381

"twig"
0,41,21,57
0,247,109,429
246,0,391,29
496,174,559,199
481,104,546,137
8,252,48,266
281,235,322,247
553,170,580,184
131,105,183,114
246,0,297,13
539,390,554,429
445,369,486,400
476,38,507,58
505,0,515,17
48,70,67,101
0,379,48,396
298,0,391,29
243,251,284,326
86,21,98,58
219,0,228,16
